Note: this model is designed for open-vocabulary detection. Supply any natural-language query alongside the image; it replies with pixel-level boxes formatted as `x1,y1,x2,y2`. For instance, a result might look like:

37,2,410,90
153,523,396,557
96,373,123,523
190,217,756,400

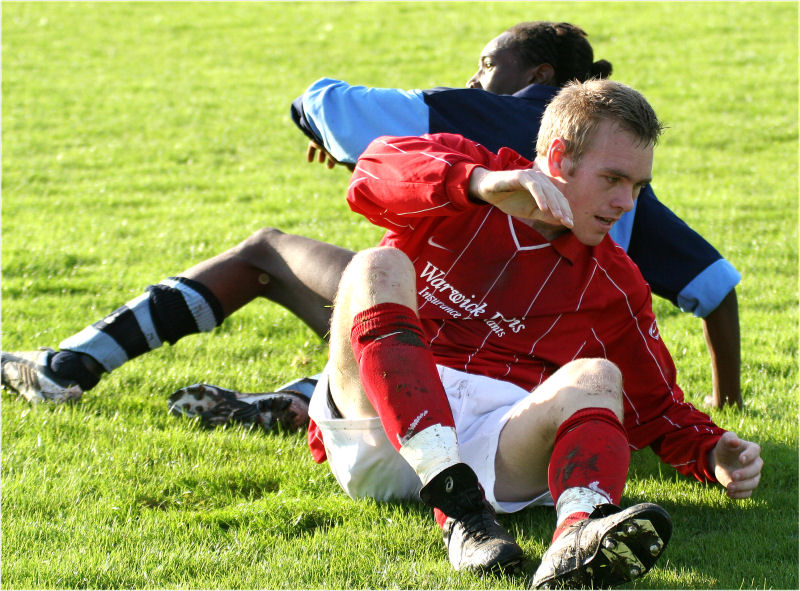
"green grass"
1,1,797,589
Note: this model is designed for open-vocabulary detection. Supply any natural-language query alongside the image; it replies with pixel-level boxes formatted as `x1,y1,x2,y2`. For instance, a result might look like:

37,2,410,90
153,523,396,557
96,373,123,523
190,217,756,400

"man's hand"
468,164,573,228
306,140,354,171
709,431,763,499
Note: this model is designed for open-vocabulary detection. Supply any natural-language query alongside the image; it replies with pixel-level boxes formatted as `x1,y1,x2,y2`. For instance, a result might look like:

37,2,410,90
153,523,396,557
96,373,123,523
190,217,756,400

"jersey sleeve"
623,186,741,317
290,78,430,164
607,278,726,482
346,133,530,230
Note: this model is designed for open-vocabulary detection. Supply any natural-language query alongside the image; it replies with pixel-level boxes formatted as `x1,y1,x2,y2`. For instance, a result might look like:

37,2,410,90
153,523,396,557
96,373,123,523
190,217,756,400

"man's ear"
545,138,569,178
528,63,555,86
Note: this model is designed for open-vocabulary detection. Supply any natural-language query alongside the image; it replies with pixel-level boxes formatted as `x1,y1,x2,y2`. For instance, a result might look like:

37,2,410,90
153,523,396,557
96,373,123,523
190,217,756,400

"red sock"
548,407,630,540
552,512,591,540
433,508,448,528
350,302,455,452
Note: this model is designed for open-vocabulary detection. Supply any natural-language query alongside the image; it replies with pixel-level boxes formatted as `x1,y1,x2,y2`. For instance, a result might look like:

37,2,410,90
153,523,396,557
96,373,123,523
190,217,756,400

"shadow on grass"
136,475,282,512
186,503,347,538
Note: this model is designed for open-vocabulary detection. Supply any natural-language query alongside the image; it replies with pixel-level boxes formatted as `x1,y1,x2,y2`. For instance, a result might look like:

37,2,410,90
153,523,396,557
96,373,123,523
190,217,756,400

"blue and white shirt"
291,78,740,317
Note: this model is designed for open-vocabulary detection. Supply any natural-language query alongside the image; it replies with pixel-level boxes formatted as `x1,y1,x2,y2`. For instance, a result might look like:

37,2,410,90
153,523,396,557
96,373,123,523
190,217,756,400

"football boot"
168,382,312,431
420,463,525,573
530,502,672,589
1,349,84,403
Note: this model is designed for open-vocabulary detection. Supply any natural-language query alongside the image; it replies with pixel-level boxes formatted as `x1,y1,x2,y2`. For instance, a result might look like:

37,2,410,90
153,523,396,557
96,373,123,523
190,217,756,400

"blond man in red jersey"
308,79,762,588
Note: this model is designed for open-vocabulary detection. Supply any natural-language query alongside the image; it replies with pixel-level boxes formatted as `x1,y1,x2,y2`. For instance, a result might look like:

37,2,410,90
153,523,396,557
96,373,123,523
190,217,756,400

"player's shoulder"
594,236,649,287
422,83,556,107
416,132,528,164
592,239,655,314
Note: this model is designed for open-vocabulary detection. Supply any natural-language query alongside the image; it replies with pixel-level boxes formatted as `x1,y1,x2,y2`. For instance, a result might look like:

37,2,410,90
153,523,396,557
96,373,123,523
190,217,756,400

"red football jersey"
346,133,724,483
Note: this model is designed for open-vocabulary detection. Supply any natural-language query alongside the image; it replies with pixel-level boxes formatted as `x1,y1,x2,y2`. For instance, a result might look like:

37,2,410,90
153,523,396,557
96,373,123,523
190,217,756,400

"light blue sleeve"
608,202,637,252
302,78,429,163
677,259,741,317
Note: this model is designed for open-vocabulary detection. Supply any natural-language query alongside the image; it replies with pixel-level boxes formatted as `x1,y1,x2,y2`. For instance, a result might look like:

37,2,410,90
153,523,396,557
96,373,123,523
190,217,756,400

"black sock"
418,463,485,519
50,350,103,391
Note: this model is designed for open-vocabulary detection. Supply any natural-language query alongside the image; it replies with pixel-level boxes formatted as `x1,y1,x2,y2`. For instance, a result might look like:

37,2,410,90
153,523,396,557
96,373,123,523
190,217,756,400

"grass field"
1,1,798,589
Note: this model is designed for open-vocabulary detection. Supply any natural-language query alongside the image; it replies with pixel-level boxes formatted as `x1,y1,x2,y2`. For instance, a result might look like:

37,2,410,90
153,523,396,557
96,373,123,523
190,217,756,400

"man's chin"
573,231,606,247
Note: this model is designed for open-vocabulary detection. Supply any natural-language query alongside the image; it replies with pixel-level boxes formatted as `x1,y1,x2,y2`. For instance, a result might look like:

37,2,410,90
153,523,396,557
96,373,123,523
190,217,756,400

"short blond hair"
536,79,664,167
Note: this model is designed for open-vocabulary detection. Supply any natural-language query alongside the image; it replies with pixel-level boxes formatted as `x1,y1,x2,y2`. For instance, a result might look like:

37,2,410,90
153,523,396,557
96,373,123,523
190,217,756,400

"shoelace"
456,507,503,543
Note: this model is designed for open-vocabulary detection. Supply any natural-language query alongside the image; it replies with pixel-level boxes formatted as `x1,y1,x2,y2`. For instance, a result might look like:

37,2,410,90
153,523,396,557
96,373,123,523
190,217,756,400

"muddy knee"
328,247,417,418
556,358,624,421
336,247,417,313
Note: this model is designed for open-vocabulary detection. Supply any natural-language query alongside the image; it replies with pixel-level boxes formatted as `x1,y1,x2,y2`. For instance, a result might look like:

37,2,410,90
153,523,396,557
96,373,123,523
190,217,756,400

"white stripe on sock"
555,485,612,527
160,278,218,332
127,292,163,350
59,326,129,372
398,424,461,487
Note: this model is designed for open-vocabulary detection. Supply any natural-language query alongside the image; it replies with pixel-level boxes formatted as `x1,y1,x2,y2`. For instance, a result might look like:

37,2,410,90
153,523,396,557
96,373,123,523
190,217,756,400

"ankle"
78,352,105,379
50,350,104,390
419,463,485,520
398,425,461,486
552,511,590,542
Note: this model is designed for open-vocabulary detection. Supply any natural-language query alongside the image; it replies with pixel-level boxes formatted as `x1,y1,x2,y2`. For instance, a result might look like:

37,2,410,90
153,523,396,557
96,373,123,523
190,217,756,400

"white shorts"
308,363,553,514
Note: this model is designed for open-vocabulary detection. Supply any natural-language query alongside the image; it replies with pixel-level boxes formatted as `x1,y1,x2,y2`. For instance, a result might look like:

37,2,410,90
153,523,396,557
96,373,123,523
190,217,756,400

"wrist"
707,447,717,476
467,167,490,203
703,433,725,482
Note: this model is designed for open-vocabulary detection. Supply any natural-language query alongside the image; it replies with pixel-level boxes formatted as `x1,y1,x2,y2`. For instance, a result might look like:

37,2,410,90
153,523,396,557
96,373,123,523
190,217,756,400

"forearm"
702,289,742,408
467,167,491,202
466,162,571,227
635,412,724,483
297,78,429,163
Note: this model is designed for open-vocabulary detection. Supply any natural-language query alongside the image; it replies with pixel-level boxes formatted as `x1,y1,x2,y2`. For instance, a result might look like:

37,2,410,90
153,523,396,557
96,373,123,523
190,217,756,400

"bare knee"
347,246,414,280
232,227,284,262
555,358,624,422
495,358,624,500
328,247,416,419
336,247,416,313
330,248,416,373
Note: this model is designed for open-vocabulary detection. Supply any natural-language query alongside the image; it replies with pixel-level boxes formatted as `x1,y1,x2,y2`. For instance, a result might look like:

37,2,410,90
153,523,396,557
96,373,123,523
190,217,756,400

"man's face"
551,120,654,246
467,32,533,95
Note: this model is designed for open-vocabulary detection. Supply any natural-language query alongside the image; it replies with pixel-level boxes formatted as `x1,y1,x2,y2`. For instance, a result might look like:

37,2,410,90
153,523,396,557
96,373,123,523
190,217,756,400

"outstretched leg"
2,228,354,402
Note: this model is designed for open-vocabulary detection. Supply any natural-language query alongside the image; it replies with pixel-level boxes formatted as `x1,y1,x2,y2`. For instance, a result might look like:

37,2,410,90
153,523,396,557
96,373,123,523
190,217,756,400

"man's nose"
615,188,636,213
466,72,481,88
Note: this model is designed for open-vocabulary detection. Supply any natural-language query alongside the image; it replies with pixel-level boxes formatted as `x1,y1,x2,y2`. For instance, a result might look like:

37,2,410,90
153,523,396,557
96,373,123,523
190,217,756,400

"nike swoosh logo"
427,237,452,251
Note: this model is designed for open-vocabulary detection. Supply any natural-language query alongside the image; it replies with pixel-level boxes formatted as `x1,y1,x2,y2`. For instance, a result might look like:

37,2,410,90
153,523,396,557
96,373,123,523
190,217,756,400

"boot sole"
538,503,671,589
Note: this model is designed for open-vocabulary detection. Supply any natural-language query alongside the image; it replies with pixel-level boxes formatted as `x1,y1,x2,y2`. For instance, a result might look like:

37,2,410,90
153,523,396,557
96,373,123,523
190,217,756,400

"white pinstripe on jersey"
348,132,726,482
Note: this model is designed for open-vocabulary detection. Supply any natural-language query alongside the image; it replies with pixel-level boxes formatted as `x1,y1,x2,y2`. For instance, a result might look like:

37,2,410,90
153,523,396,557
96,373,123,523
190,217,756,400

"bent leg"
183,227,355,338
327,246,461,481
517,363,668,590
322,247,523,572
327,246,419,418
64,229,353,370
494,358,625,503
